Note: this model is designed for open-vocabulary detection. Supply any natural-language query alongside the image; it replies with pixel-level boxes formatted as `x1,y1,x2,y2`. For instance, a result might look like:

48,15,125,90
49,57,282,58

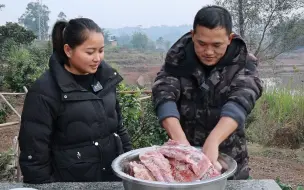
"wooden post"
0,93,25,95
0,94,21,119
138,96,151,101
0,92,23,182
118,90,152,94
0,122,20,128
16,87,27,182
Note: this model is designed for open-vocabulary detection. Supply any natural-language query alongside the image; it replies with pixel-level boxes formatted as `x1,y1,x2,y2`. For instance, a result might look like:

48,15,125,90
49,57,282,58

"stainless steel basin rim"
111,146,237,188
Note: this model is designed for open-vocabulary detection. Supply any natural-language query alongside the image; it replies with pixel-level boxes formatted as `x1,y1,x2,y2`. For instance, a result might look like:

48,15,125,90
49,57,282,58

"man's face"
191,26,232,66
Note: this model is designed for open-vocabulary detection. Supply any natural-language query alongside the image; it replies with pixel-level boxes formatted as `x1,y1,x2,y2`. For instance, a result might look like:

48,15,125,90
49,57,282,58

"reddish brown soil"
248,143,304,188
119,65,161,86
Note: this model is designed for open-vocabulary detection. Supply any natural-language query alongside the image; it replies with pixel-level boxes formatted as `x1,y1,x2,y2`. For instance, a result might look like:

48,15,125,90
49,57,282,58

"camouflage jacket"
152,32,263,179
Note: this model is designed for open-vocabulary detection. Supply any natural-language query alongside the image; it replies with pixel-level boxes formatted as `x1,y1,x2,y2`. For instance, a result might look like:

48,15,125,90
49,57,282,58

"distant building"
109,35,118,47
109,40,117,47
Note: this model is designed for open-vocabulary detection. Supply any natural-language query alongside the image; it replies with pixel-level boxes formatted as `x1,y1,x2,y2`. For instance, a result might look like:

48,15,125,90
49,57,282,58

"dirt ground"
0,98,303,188
0,95,24,152
248,143,304,188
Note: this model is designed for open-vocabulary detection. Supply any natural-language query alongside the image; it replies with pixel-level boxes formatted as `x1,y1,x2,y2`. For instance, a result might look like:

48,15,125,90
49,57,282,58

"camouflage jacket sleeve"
225,53,263,116
152,65,181,109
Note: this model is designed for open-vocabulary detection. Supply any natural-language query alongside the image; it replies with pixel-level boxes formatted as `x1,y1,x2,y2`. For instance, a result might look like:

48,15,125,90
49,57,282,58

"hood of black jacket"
164,32,248,77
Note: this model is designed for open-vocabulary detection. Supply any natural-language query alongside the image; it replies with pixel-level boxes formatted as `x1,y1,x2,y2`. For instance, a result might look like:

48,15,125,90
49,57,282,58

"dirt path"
248,143,304,188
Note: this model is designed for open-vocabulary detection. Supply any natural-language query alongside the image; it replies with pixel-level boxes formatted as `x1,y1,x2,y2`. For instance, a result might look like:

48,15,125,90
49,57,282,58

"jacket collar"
49,52,122,93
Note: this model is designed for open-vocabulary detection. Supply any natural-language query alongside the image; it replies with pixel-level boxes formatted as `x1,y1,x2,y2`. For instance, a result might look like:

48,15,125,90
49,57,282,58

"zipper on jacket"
97,73,123,98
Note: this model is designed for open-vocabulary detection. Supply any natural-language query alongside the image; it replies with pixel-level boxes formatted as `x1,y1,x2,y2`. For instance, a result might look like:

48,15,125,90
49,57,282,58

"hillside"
106,47,304,89
106,25,192,44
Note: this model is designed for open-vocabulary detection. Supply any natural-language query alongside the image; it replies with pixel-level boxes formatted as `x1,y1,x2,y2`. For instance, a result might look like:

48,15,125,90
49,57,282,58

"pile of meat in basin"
128,139,221,183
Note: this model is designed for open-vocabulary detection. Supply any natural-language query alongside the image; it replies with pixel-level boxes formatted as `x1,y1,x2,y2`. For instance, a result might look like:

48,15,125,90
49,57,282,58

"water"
261,73,304,95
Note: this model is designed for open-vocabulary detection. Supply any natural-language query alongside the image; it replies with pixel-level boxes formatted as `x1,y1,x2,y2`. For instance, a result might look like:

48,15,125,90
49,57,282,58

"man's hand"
162,117,190,145
202,116,238,171
202,137,222,171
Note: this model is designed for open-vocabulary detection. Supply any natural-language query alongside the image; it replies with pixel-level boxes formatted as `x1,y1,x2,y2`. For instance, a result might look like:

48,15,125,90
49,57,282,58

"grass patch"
0,149,15,182
246,88,304,148
0,100,9,124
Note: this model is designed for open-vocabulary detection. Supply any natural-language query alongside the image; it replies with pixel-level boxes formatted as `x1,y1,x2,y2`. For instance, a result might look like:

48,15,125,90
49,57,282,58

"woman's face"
64,31,105,75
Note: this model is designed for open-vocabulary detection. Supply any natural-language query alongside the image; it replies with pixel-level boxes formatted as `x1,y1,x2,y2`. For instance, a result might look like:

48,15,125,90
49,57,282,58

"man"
152,5,263,180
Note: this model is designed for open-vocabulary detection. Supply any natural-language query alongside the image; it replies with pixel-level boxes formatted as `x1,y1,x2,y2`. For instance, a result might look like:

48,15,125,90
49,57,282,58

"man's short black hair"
193,5,232,35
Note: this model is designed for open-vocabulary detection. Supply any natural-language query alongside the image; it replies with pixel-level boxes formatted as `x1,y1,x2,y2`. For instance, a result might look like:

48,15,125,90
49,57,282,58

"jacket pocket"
100,134,122,170
53,145,100,182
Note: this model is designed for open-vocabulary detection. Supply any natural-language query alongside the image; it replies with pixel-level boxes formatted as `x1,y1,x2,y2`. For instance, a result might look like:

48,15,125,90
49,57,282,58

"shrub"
0,149,15,181
132,98,168,148
3,46,48,92
117,83,168,149
0,102,7,124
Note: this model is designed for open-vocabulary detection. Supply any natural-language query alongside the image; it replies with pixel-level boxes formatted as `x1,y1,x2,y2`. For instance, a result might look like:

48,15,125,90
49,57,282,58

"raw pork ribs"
128,139,221,182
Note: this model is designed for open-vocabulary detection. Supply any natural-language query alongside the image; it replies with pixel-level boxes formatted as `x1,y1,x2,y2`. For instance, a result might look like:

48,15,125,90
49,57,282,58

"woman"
18,18,132,184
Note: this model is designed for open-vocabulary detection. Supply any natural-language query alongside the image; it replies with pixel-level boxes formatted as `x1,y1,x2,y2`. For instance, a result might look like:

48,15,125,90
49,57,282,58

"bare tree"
0,4,5,10
237,0,245,38
216,0,304,60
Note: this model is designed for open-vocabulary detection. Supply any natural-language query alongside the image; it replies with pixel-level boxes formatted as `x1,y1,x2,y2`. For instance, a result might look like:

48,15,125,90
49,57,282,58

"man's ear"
191,29,195,40
228,33,234,43
191,29,194,35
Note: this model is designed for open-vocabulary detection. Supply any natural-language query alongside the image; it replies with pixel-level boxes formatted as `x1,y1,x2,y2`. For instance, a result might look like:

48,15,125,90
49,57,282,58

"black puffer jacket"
18,53,132,184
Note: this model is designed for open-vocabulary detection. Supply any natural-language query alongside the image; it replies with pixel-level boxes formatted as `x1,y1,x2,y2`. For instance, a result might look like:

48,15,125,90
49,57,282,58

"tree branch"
254,0,286,56
238,0,245,37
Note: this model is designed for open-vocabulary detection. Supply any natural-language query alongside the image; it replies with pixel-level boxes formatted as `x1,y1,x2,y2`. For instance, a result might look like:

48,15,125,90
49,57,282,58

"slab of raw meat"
168,158,198,182
200,164,221,180
129,161,156,181
139,150,175,182
158,139,219,179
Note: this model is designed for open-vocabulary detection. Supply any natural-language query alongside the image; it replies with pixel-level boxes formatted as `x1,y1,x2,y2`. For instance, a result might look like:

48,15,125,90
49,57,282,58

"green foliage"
0,102,8,124
117,34,132,48
117,83,167,149
276,178,293,190
246,88,304,146
0,22,36,45
18,2,50,40
117,83,142,144
3,46,48,91
28,43,52,68
0,150,15,181
131,32,149,50
0,23,37,91
155,37,171,51
147,40,156,51
0,39,18,62
297,186,304,190
137,99,168,147
275,177,303,190
102,29,111,45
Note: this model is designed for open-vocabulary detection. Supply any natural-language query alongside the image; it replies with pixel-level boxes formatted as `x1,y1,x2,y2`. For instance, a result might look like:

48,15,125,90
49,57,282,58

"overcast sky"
0,0,215,28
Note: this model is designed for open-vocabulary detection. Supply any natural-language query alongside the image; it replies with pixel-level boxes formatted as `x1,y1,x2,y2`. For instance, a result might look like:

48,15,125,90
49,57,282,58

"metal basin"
112,146,237,190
